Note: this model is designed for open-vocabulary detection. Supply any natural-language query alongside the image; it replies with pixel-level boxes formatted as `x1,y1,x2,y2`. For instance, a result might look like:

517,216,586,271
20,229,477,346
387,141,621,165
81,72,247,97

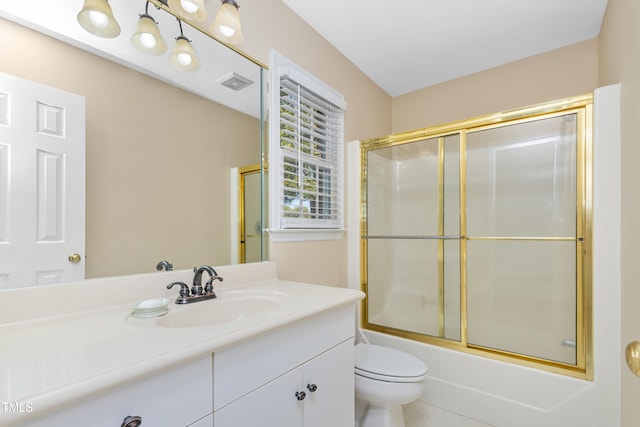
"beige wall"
598,0,640,424
392,38,599,133
0,18,259,279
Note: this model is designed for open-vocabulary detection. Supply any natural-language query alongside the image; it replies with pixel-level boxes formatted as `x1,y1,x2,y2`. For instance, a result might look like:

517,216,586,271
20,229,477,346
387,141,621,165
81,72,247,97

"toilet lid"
354,343,428,382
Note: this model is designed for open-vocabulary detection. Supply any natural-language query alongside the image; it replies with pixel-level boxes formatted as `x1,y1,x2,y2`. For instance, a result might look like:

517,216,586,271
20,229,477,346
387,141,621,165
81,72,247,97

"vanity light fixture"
210,0,244,45
170,20,200,72
77,0,121,38
131,2,167,55
167,0,208,23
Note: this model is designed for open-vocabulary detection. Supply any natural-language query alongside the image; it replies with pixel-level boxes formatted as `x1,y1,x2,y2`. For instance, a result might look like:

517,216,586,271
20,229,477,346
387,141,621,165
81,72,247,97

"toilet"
354,343,428,427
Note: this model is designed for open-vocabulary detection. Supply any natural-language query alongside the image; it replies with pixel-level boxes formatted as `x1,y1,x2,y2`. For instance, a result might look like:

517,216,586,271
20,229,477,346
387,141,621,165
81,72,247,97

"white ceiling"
282,0,609,96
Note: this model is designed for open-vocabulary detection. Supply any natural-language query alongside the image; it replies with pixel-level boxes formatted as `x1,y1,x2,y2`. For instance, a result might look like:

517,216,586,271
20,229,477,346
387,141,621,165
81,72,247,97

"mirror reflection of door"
0,72,85,288
239,165,261,263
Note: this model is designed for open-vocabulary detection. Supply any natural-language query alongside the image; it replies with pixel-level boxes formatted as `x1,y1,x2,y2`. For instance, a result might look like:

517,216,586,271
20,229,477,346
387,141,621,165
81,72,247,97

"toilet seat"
354,343,428,383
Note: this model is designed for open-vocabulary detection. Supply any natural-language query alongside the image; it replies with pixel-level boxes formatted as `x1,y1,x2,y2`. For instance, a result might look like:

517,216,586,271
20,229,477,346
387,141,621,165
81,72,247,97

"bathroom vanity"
0,262,363,426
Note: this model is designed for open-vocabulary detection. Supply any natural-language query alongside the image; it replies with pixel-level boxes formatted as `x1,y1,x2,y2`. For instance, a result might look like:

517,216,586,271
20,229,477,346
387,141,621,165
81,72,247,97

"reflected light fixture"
170,20,200,72
167,0,208,23
77,0,121,38
210,0,244,45
132,2,167,55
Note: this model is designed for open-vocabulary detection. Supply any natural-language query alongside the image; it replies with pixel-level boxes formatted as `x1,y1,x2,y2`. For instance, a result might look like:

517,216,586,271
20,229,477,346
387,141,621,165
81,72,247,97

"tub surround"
346,85,621,427
0,262,364,426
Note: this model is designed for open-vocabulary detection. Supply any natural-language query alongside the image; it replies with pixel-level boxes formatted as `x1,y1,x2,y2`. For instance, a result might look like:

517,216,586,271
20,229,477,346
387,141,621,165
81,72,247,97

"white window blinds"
268,51,346,241
278,77,344,229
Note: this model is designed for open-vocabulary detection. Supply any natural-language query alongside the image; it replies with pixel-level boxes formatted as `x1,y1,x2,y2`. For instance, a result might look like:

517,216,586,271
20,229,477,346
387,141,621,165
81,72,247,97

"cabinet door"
303,339,355,427
213,367,303,427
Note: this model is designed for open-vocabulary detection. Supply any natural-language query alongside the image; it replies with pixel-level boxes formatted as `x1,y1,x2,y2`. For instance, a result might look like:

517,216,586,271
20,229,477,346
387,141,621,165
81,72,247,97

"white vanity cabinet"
19,355,213,427
212,304,356,427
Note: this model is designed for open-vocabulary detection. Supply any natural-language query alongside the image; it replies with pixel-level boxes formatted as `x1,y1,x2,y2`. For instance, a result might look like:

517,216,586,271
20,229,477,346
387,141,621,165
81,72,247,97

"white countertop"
0,262,364,426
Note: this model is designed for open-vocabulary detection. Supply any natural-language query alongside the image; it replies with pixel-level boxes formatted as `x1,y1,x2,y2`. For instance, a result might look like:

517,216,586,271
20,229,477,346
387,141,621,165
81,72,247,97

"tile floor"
403,400,494,427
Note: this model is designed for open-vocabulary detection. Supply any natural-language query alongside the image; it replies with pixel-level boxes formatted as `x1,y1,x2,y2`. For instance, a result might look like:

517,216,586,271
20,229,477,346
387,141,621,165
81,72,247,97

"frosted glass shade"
168,0,208,22
131,15,167,55
77,0,121,38
210,0,244,45
170,36,200,72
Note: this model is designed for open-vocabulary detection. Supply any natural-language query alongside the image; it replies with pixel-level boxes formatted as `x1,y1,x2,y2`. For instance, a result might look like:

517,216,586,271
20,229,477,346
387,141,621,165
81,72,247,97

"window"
268,51,346,242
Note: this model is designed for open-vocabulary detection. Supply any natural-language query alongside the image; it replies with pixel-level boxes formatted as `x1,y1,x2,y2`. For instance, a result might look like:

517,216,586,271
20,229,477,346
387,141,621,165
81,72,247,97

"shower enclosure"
361,95,592,378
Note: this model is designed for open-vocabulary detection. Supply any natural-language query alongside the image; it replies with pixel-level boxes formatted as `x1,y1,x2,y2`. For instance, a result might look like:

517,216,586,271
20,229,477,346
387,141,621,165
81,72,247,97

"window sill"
267,228,346,243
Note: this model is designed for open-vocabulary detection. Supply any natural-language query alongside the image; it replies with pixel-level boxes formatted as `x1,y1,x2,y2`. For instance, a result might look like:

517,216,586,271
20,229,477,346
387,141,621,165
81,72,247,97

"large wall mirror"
0,0,267,290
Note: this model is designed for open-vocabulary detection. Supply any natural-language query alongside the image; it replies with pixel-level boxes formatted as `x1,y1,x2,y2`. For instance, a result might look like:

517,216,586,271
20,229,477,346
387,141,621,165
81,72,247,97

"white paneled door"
0,72,85,289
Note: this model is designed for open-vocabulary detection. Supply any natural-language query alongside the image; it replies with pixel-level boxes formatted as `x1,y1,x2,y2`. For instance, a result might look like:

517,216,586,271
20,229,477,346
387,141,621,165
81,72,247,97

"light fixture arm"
176,18,191,42
140,1,157,22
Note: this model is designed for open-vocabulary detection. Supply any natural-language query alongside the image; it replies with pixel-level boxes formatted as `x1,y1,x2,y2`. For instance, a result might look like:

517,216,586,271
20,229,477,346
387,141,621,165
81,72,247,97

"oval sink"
154,289,288,328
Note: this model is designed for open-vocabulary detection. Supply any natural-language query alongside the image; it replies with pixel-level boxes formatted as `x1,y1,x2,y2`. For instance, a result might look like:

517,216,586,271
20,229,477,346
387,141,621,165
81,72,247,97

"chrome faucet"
156,260,173,271
166,265,223,304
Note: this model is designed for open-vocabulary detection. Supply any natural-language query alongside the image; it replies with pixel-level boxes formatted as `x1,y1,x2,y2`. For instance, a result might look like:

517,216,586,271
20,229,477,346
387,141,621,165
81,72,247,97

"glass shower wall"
366,138,440,336
365,135,461,340
466,116,577,238
466,114,578,365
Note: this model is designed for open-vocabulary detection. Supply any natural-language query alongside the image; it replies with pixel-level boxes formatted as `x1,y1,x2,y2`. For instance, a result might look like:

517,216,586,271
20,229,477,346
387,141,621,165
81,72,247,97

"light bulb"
88,10,109,28
180,0,199,13
139,33,156,49
168,0,207,22
219,25,235,38
177,53,192,66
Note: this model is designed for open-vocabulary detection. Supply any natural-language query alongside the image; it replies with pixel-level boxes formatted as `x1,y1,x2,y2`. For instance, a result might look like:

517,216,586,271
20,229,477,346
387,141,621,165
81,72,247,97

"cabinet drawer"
21,355,212,427
213,303,355,410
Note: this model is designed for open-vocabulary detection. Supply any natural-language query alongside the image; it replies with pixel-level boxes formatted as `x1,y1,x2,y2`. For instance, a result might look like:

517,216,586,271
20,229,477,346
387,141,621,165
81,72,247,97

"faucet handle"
204,275,223,295
167,281,190,304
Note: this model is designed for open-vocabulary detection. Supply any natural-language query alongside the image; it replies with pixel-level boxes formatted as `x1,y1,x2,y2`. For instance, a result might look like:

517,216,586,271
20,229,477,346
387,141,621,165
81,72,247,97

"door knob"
626,341,640,376
68,253,82,263
295,391,306,401
307,383,318,392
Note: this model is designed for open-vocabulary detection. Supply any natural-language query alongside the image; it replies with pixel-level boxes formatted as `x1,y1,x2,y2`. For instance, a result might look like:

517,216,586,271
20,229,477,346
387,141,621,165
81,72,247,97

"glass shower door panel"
367,239,440,336
467,240,577,364
366,138,439,236
466,114,577,238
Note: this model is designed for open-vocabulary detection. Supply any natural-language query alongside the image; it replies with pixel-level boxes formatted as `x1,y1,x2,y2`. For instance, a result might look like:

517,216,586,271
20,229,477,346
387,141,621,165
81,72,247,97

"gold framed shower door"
360,94,593,380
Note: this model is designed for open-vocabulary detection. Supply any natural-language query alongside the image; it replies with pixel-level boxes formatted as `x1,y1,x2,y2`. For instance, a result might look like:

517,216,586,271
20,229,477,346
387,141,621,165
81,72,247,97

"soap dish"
132,298,170,318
